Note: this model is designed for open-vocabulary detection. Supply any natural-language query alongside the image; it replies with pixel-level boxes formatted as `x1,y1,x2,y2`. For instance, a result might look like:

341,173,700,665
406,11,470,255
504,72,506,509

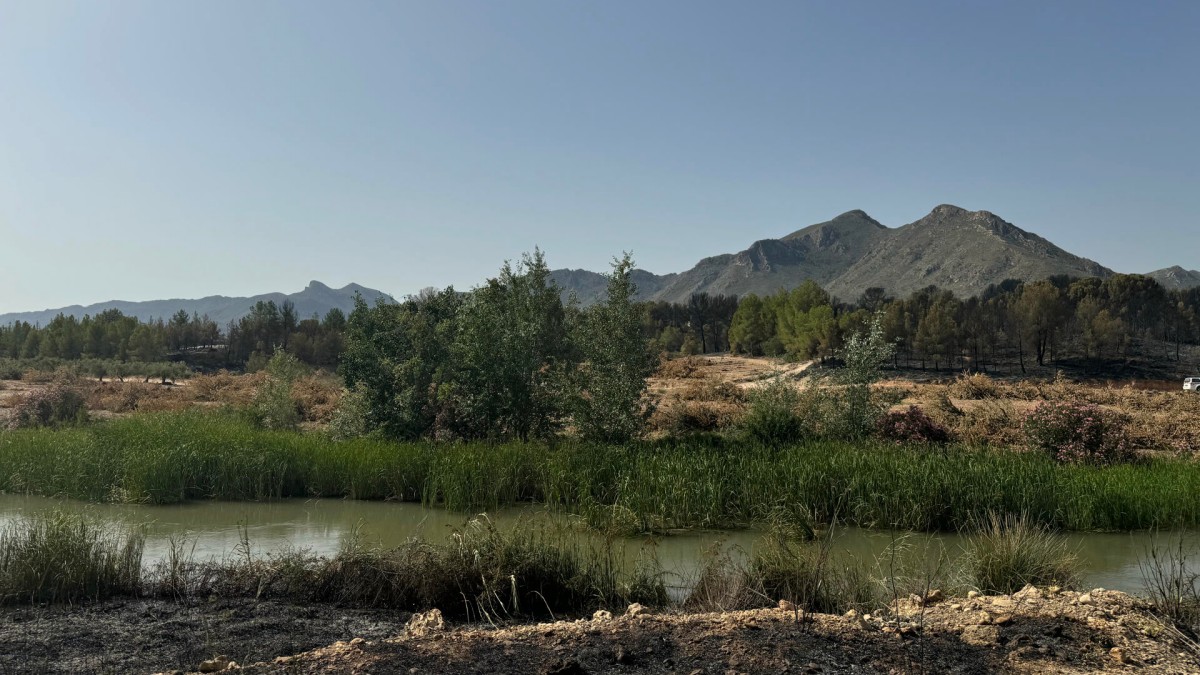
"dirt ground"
181,589,1200,674
0,598,408,675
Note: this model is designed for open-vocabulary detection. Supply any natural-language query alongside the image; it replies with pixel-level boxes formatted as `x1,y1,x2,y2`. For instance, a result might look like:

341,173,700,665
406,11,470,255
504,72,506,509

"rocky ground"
142,588,1200,675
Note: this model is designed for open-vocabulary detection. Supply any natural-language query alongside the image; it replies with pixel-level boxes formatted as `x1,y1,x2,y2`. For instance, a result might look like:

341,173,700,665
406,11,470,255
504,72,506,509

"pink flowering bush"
1023,401,1132,465
876,406,951,444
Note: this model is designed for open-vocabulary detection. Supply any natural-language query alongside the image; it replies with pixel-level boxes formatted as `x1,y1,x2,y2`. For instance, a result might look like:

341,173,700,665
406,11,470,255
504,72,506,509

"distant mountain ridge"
551,205,1158,305
0,281,396,327
1146,266,1200,290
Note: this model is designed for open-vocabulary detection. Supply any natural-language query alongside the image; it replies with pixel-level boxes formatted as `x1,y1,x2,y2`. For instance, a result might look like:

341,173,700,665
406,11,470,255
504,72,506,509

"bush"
251,351,307,430
741,376,805,445
327,384,371,440
1140,536,1200,635
0,360,23,381
6,386,89,429
651,400,739,434
1023,400,1132,465
876,406,952,444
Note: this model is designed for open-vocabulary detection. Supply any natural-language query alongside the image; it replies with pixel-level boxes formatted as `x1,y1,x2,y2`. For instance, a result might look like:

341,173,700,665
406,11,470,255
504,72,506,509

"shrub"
876,406,952,444
1140,536,1200,635
0,360,23,381
742,376,805,445
327,384,371,440
965,513,1078,594
1023,400,1132,465
650,400,739,435
6,386,89,429
251,351,307,430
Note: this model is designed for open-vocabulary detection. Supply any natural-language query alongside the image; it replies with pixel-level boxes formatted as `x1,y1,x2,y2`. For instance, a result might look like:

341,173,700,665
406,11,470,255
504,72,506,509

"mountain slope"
827,205,1114,300
552,205,1122,304
1146,266,1200,290
650,209,891,301
547,269,674,305
0,281,396,327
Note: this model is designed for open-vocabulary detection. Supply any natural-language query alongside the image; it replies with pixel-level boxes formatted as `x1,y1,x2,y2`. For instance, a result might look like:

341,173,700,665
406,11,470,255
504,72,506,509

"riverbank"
20,588,1174,674
3,411,1200,533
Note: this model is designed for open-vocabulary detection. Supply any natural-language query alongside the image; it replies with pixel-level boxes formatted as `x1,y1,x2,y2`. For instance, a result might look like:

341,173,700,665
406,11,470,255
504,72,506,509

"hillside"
554,205,1126,304
0,281,395,327
1146,266,1200,290
826,205,1114,299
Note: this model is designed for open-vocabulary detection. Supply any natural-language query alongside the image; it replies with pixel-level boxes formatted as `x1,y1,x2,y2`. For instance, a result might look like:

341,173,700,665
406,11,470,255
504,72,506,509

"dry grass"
903,372,1200,452
1,371,344,427
654,356,709,380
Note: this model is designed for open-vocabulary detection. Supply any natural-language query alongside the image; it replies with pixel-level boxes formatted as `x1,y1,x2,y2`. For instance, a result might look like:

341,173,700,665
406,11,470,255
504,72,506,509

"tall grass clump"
746,529,875,614
682,526,874,615
0,511,143,604
965,513,1079,594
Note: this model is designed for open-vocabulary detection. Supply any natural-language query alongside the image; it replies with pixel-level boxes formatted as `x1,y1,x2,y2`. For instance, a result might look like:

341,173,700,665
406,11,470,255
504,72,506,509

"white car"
1185,377,1200,392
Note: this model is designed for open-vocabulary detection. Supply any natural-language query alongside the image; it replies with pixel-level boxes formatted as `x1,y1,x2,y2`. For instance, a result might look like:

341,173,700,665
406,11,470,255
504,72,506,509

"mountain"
1146,266,1200,290
548,269,676,305
825,205,1114,300
0,281,396,327
553,205,1121,304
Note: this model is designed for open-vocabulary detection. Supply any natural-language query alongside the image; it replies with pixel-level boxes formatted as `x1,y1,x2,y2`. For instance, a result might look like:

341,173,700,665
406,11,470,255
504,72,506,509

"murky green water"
0,494,1193,596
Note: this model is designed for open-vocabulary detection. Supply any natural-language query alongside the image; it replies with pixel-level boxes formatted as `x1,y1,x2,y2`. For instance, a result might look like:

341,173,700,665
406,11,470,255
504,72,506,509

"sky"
1,0,1198,313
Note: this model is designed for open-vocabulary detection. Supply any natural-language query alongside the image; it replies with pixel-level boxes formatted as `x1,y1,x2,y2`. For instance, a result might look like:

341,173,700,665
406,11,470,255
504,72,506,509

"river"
1,494,1193,596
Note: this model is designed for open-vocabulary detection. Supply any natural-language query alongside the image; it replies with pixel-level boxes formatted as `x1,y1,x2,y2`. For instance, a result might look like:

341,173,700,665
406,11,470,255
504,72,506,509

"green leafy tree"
830,312,895,439
568,253,658,443
340,288,461,440
452,250,570,440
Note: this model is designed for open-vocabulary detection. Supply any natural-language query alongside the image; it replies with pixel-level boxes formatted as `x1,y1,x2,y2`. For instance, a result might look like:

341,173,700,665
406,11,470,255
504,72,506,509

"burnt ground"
1,589,1198,674
0,598,407,675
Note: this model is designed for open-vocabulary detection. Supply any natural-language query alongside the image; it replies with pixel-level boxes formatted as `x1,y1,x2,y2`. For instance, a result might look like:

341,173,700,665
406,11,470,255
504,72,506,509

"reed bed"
0,509,1088,617
1,410,1199,532
0,510,143,604
0,511,665,617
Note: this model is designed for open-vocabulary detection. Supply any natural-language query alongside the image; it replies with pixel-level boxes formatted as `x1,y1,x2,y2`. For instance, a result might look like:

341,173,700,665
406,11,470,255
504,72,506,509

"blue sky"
1,0,1197,313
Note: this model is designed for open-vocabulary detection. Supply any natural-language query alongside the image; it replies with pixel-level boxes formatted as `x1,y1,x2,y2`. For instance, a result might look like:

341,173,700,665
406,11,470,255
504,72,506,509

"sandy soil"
204,588,1200,674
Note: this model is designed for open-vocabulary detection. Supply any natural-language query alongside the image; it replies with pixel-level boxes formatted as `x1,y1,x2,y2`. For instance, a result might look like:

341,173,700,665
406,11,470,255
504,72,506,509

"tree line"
0,303,349,371
6,266,1197,382
722,274,1200,372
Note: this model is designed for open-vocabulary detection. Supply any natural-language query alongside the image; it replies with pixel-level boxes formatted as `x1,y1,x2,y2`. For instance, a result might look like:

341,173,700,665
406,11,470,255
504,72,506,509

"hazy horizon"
2,1,1197,314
